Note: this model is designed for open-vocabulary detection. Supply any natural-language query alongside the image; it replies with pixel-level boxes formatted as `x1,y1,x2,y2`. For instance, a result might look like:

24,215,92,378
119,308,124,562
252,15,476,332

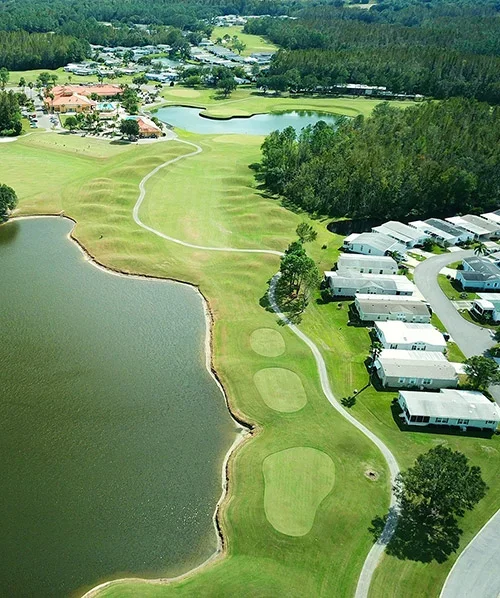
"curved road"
129,138,400,597
415,252,500,598
414,250,494,358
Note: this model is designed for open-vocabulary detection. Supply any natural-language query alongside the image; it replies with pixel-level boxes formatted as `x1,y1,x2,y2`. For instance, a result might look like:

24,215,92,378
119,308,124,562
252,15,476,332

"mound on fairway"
250,328,285,357
263,447,335,536
254,368,307,412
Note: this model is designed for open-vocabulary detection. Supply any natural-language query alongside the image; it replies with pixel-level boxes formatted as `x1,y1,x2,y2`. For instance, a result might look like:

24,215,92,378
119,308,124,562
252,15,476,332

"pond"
154,106,339,135
0,218,237,597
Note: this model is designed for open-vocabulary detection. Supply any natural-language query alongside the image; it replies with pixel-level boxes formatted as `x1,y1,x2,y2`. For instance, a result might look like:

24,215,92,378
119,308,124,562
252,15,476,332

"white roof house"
372,221,429,247
424,218,474,244
471,293,500,322
355,295,431,323
325,272,415,297
375,349,458,389
337,254,398,275
446,215,500,239
481,210,500,226
375,321,446,351
398,389,500,431
342,232,406,257
409,220,458,246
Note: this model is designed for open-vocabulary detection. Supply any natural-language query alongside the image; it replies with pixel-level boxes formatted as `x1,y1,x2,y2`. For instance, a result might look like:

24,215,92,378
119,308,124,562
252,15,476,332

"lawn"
211,25,278,56
2,130,389,598
2,122,498,598
7,67,135,87
158,85,417,119
437,274,478,301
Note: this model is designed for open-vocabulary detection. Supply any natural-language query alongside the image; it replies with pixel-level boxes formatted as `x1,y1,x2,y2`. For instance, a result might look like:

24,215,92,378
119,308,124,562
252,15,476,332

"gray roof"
356,296,430,316
400,389,500,421
410,220,456,242
325,272,415,293
462,214,500,234
337,254,397,271
425,218,469,238
461,257,500,281
344,232,406,254
447,216,493,236
376,349,457,380
372,221,427,243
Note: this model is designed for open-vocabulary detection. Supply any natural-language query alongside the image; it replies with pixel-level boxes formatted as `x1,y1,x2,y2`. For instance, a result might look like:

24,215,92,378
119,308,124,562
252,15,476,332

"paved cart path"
130,137,400,597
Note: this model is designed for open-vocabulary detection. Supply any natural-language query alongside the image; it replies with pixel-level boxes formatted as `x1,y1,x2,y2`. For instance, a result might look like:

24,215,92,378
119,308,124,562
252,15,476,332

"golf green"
263,447,335,537
254,368,307,412
250,328,285,357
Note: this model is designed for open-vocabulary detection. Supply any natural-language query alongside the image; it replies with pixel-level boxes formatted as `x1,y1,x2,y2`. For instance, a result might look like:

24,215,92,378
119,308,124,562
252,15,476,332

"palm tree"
474,242,488,256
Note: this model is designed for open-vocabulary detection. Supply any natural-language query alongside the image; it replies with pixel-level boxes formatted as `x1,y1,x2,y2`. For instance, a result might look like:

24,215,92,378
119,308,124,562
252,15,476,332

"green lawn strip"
8,67,134,86
4,131,389,597
211,25,278,55
459,309,500,329
431,315,466,361
158,85,416,118
437,274,478,301
299,297,499,598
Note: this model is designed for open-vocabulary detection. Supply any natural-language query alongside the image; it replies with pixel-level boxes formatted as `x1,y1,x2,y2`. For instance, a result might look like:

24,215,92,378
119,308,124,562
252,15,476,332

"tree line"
0,90,22,136
257,98,500,221
245,0,500,103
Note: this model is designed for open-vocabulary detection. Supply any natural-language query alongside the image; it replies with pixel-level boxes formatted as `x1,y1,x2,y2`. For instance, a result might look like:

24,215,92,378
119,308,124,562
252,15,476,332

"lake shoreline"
8,213,255,596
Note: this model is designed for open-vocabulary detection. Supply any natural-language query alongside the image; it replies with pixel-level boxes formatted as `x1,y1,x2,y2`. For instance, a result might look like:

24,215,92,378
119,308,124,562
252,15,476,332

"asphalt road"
414,250,495,358
440,510,500,598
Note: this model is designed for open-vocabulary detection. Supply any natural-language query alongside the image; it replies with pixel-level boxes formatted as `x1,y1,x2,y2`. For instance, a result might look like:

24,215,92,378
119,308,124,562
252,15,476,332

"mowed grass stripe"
263,447,335,536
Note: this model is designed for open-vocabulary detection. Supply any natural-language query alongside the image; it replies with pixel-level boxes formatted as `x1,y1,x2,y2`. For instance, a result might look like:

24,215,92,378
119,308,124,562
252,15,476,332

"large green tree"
0,184,18,222
120,118,140,139
0,91,22,136
463,355,500,390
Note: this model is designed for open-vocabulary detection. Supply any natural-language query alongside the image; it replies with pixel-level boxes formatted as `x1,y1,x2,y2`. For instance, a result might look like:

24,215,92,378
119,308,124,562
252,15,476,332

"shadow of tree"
370,503,462,564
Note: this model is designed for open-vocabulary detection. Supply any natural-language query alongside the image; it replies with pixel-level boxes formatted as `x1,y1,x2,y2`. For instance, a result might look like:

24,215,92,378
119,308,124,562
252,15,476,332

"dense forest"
258,99,500,221
246,0,500,102
0,31,89,71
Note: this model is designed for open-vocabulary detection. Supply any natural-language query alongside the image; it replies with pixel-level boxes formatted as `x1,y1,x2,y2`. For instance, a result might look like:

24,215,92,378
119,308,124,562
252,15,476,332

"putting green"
254,368,307,412
263,447,335,536
167,89,201,98
250,328,285,357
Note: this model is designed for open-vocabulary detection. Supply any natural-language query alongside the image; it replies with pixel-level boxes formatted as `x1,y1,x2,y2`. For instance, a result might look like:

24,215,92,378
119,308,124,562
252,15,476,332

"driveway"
440,510,500,598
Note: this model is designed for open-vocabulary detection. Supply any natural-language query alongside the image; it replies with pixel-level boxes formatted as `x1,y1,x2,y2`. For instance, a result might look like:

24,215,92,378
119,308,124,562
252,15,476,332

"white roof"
377,349,457,380
343,232,406,254
337,254,397,270
447,216,493,236
373,221,427,243
376,321,446,346
482,212,500,225
325,272,415,293
473,299,495,310
409,220,456,242
400,389,500,421
478,292,500,301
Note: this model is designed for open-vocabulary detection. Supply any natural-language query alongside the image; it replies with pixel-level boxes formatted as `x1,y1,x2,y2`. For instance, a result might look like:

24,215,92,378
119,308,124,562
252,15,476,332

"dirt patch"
364,469,379,481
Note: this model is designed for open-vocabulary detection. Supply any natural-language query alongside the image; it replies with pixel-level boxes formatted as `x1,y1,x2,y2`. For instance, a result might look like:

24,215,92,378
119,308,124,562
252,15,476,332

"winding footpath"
129,137,400,597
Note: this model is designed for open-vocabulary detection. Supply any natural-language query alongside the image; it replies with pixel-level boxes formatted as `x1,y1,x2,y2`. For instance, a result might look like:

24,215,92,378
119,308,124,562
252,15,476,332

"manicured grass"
3,130,389,598
7,67,134,86
250,328,286,356
158,85,417,119
211,25,278,56
263,447,335,536
254,368,307,412
438,274,478,301
4,124,498,598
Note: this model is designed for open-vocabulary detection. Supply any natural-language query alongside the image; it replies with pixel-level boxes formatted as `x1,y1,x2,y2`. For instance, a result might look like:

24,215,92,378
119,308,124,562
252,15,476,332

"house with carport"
342,232,406,257
372,221,429,248
337,254,398,275
374,349,458,389
456,256,500,291
375,321,447,352
398,389,500,431
355,295,431,323
446,215,500,240
324,272,415,297
422,218,473,244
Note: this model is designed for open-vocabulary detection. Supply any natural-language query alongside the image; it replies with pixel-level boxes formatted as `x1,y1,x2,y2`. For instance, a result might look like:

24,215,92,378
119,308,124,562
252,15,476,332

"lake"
0,218,237,597
154,106,339,135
